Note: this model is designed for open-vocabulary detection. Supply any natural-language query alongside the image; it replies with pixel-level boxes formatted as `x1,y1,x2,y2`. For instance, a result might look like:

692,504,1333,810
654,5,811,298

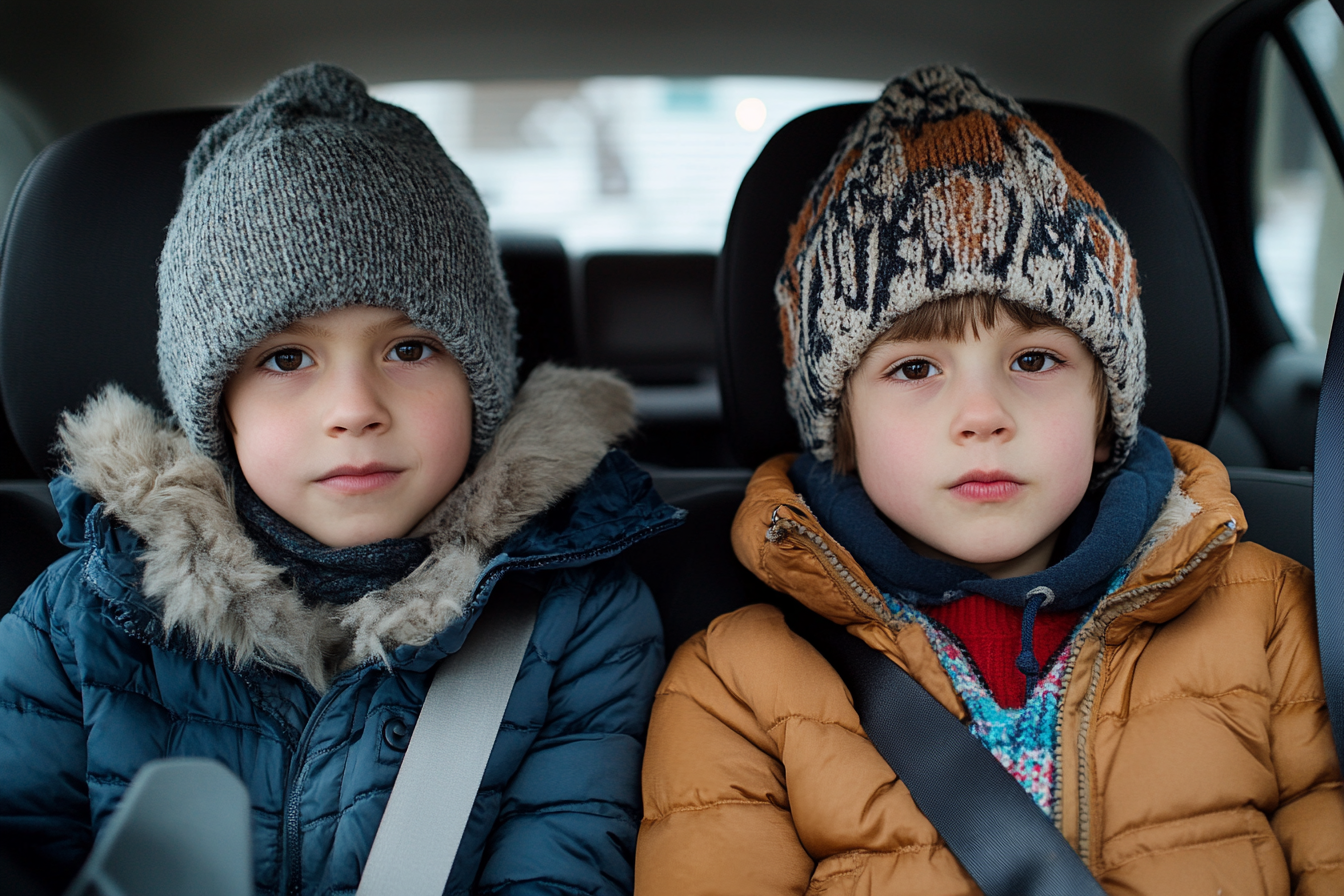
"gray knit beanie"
158,62,516,461
778,66,1145,478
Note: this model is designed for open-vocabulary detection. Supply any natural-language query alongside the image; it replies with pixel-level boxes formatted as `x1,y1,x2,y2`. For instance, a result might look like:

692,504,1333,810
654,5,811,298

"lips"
949,469,1023,502
316,463,403,495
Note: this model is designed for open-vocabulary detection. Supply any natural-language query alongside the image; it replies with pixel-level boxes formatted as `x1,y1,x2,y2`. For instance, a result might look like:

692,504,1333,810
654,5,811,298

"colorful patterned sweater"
884,571,1128,815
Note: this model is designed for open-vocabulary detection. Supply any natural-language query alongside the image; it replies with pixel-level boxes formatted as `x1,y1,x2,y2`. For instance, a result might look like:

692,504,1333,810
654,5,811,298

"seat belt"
1314,275,1344,772
781,603,1107,896
357,574,543,896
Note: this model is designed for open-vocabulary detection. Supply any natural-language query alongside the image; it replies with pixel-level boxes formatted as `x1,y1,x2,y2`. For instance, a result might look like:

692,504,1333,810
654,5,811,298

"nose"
949,373,1014,444
322,363,390,437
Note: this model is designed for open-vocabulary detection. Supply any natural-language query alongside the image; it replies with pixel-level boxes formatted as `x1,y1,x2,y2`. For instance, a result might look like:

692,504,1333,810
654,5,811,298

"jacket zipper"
279,678,347,896
1068,520,1236,864
765,511,902,629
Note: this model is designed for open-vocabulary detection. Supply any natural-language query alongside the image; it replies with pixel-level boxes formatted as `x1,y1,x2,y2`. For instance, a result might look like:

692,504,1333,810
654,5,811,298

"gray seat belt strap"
358,576,542,896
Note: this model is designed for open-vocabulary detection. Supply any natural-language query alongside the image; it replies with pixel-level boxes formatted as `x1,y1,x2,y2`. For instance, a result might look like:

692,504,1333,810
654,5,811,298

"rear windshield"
370,77,883,254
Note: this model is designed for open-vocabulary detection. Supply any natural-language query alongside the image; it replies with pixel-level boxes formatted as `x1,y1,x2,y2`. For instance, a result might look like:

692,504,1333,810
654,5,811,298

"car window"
1254,24,1344,349
1291,0,1344,124
370,77,882,254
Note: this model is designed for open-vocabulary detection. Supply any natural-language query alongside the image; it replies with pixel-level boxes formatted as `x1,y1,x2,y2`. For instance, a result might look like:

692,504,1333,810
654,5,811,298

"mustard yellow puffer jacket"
637,440,1344,895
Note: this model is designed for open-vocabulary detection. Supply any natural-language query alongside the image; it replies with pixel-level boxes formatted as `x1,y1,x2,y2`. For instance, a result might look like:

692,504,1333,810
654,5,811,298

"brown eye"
389,342,431,362
1012,352,1057,373
893,359,939,380
263,349,312,372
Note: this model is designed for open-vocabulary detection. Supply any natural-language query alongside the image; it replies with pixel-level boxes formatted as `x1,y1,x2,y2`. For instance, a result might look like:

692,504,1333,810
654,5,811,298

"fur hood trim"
58,364,636,690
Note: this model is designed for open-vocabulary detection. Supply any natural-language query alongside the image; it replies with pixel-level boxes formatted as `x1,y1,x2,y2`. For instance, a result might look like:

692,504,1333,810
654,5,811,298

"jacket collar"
1087,438,1243,643
787,428,1175,613
54,363,678,691
732,438,1244,643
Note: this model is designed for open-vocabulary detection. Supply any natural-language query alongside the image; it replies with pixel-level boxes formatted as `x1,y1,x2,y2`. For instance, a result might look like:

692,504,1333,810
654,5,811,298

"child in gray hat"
0,63,678,895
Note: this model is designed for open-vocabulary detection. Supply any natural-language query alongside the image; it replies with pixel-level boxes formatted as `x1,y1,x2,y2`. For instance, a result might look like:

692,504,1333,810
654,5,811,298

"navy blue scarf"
234,475,432,605
792,426,1174,688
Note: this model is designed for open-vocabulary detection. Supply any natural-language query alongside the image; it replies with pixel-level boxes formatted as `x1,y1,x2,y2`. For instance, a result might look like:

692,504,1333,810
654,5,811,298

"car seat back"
580,251,731,468
0,109,223,477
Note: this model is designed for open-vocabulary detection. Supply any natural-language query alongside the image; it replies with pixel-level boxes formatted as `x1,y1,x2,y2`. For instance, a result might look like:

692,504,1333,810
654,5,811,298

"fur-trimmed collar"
58,364,637,691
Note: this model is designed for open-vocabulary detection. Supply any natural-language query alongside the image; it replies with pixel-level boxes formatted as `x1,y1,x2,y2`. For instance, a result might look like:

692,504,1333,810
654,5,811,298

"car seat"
627,99,1317,651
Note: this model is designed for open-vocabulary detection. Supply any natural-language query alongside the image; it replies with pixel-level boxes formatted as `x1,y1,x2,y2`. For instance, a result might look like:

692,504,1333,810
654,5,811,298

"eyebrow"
282,319,331,339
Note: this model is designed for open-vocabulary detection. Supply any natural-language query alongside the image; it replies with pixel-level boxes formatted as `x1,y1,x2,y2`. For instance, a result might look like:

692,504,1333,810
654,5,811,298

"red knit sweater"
923,594,1084,709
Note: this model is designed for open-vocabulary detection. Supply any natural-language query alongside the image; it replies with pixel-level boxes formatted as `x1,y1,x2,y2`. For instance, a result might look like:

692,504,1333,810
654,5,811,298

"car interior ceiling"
0,0,1333,627
0,1,1227,142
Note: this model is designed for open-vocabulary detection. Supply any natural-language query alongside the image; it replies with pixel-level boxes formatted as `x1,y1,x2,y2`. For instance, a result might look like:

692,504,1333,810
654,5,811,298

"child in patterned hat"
0,63,679,895
636,66,1344,894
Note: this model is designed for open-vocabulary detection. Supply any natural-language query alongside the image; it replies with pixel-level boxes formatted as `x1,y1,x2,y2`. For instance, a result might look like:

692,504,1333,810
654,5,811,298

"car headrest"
0,111,580,478
580,252,717,384
497,232,579,382
0,109,227,476
717,101,1229,468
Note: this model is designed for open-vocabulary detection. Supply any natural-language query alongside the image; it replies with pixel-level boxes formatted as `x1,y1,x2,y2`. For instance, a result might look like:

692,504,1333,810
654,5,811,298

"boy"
0,64,678,895
636,66,1344,893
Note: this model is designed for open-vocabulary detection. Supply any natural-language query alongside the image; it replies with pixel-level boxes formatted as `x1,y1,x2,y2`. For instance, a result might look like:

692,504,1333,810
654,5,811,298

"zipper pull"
767,503,810,542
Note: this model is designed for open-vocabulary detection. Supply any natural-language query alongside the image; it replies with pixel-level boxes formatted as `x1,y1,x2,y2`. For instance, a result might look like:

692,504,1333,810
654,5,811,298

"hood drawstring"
1015,586,1056,694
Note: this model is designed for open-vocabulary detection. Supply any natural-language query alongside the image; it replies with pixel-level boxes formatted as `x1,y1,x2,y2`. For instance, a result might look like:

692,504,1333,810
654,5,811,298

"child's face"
223,305,473,548
846,317,1109,579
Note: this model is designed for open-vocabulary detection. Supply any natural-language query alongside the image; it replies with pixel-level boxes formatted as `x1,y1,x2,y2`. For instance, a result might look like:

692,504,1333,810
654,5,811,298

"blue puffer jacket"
0,368,680,896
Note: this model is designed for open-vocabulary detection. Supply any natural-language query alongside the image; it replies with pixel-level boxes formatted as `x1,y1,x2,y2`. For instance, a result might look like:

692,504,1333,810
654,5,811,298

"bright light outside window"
1254,14,1344,349
370,77,883,255
1293,0,1344,122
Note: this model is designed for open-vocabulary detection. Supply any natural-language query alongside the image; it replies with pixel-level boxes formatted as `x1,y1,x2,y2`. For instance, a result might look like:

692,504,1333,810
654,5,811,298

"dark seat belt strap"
781,602,1107,896
1314,275,1344,772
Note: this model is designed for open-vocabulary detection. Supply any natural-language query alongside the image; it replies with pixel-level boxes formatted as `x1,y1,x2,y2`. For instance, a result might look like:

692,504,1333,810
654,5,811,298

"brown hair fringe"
832,293,1111,474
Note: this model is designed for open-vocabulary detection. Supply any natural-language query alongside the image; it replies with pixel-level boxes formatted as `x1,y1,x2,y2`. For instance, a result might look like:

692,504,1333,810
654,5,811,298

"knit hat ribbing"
777,66,1145,478
158,63,517,461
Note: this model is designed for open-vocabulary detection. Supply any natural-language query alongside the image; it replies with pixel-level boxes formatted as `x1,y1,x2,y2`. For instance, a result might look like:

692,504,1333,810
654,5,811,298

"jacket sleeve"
634,615,816,896
473,560,664,896
0,555,93,889
1264,561,1344,894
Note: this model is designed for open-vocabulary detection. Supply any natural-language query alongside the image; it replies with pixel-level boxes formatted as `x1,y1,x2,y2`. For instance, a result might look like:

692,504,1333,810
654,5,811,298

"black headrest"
0,111,581,478
717,101,1229,468
0,109,227,476
497,233,579,382
580,252,717,384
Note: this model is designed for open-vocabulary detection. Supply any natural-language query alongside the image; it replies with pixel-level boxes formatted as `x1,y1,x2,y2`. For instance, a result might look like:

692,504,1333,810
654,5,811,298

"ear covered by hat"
157,62,517,461
777,65,1145,478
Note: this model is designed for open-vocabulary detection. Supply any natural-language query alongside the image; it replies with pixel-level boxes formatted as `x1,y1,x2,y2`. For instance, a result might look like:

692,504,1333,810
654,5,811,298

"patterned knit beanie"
158,62,516,461
778,65,1144,478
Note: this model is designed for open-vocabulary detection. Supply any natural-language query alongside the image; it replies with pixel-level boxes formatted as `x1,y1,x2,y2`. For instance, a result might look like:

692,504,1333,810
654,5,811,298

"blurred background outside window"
371,77,883,255
1254,0,1344,349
